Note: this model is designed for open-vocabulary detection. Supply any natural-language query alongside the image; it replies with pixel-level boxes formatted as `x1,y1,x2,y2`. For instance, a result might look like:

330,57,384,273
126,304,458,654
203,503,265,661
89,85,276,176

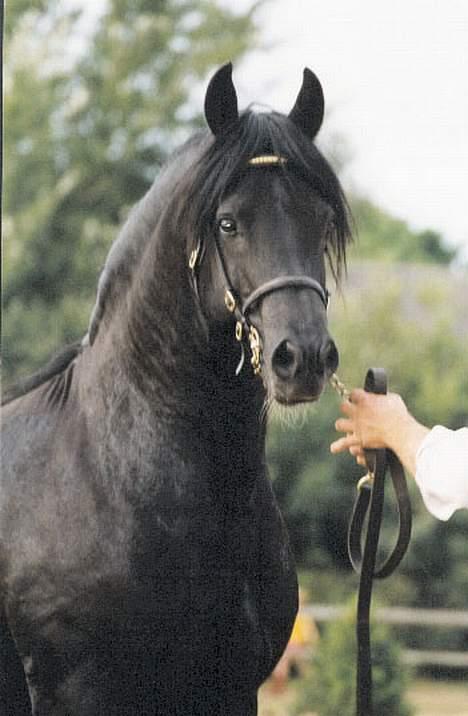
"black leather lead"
348,368,412,716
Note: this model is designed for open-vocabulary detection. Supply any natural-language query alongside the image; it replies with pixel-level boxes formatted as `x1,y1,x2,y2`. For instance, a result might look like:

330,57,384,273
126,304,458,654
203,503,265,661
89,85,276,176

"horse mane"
1,341,82,406
83,132,209,347
2,134,209,405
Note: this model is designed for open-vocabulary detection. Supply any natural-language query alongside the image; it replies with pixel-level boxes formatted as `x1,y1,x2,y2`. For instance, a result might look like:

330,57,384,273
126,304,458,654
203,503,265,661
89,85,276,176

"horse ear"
204,62,239,136
289,68,324,140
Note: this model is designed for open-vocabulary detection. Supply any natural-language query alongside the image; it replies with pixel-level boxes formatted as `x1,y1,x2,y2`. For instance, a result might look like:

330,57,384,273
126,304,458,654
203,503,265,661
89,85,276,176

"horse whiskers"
259,396,274,425
261,394,316,429
274,401,308,430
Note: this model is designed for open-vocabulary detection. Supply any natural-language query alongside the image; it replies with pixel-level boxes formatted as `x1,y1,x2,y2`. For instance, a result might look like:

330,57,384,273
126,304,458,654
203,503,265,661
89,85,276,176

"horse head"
189,63,351,405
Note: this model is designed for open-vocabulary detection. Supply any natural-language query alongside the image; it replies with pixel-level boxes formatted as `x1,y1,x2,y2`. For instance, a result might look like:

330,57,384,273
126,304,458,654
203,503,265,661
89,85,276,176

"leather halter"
188,155,330,375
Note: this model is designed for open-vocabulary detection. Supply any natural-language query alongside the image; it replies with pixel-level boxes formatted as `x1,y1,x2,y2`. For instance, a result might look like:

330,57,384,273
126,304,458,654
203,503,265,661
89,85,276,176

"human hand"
330,389,428,476
330,389,411,465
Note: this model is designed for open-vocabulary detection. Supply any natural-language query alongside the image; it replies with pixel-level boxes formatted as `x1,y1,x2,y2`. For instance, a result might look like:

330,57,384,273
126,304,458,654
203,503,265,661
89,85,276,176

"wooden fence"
304,604,468,669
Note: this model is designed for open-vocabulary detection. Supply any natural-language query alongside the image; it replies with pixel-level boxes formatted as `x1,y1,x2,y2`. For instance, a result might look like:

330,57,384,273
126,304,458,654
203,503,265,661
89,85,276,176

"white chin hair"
261,396,317,428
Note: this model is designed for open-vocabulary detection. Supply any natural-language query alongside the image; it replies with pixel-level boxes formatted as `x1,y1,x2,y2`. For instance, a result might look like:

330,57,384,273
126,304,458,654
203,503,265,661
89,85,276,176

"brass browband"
248,155,287,166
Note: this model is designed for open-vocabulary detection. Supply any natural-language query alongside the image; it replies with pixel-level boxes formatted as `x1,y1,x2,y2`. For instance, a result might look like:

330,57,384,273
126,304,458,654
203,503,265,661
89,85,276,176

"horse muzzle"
266,334,339,404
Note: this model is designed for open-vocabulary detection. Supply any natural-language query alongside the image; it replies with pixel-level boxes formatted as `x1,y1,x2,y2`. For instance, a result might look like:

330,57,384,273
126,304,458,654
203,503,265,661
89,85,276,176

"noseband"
189,154,330,376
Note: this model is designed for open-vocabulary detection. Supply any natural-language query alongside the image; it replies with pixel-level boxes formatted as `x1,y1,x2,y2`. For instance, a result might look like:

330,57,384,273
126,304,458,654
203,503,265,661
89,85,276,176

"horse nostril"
272,340,302,380
319,339,339,374
272,338,338,382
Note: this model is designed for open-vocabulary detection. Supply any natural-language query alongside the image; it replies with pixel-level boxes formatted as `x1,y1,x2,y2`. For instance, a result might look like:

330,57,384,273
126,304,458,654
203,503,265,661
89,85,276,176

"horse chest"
126,493,261,615
51,467,261,622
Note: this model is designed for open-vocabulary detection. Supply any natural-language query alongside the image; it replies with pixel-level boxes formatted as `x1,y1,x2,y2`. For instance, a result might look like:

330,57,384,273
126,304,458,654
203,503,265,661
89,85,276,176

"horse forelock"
178,110,353,282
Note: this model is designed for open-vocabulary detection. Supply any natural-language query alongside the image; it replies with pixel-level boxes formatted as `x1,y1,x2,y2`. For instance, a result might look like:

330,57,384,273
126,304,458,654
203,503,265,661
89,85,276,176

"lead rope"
328,369,412,716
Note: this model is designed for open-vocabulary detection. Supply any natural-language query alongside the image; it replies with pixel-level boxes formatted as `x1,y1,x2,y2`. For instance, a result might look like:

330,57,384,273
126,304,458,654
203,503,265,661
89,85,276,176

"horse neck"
77,137,267,488
128,230,265,421
79,211,266,458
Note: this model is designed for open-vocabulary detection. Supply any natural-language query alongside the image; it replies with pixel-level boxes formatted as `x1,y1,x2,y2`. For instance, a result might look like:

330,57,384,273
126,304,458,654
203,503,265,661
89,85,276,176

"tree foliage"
295,601,413,716
350,197,457,265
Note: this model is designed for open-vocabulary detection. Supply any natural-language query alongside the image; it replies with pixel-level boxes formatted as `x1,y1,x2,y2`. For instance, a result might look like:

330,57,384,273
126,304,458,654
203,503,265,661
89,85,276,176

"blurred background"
3,1,468,714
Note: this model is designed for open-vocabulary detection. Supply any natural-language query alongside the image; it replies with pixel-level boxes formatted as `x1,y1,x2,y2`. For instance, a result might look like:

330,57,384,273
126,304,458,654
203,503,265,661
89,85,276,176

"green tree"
295,601,413,716
3,0,259,382
350,197,457,265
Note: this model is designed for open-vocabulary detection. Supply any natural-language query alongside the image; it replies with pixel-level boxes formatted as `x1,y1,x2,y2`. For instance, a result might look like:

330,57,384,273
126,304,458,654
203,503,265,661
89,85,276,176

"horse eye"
219,217,237,235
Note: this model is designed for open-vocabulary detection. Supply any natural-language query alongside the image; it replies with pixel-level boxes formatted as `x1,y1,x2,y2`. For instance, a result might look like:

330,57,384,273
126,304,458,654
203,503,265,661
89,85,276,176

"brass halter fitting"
248,155,288,166
357,472,375,491
224,290,237,313
248,326,262,375
189,247,199,270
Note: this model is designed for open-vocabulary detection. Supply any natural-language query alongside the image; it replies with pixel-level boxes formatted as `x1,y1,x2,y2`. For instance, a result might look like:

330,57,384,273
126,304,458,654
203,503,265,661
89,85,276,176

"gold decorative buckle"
224,290,237,313
189,247,199,270
235,321,243,341
249,326,262,375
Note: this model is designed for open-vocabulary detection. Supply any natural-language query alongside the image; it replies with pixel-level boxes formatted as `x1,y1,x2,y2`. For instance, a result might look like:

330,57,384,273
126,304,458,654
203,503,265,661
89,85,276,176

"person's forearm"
384,413,430,477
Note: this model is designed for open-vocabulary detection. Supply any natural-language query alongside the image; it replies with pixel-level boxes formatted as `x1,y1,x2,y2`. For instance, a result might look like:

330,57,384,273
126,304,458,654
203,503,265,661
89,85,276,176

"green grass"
408,680,468,716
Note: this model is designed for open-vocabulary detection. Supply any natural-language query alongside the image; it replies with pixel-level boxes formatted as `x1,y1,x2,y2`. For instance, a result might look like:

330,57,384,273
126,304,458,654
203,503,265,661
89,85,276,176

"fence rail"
305,604,468,670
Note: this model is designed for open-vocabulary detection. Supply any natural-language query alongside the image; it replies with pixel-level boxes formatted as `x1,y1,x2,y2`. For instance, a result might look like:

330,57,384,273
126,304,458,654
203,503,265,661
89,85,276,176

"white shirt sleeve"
415,426,468,521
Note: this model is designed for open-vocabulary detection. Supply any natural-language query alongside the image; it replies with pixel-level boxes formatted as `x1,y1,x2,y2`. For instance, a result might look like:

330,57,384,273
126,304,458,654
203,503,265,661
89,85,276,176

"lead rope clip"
357,472,375,491
329,373,374,490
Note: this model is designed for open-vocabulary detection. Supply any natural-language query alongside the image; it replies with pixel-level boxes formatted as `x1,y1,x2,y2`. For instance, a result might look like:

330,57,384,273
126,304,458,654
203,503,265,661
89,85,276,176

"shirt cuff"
415,425,468,521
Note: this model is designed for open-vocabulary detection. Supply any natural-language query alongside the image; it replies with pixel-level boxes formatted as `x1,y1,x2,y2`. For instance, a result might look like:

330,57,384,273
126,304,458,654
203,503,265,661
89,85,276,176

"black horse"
1,64,351,715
